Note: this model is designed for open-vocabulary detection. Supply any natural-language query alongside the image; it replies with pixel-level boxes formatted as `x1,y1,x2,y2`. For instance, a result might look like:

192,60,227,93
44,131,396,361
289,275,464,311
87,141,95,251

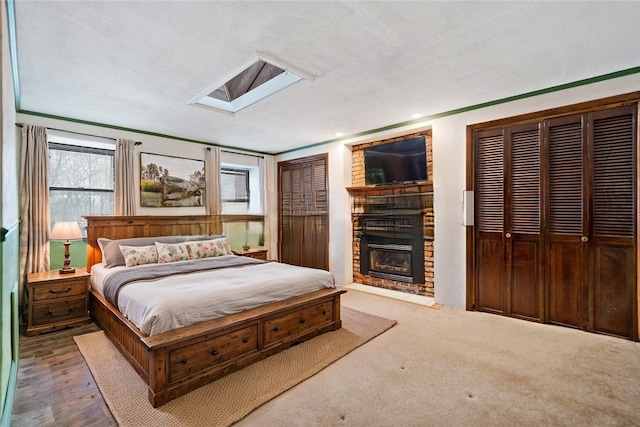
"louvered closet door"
475,129,505,314
300,159,329,269
508,124,542,321
279,167,297,265
545,106,637,337
475,104,637,338
545,115,588,329
278,155,329,270
590,106,636,338
475,124,542,320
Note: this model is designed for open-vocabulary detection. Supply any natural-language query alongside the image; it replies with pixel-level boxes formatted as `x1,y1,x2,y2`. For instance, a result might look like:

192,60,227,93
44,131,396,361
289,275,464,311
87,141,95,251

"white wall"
18,73,640,308
278,73,640,307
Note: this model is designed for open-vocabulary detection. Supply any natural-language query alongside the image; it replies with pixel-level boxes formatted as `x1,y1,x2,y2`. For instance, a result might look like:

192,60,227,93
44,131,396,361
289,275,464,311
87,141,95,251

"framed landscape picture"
140,153,205,207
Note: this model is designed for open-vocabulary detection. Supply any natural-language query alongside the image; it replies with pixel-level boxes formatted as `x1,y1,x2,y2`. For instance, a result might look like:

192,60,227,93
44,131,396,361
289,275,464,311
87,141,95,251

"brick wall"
349,130,435,297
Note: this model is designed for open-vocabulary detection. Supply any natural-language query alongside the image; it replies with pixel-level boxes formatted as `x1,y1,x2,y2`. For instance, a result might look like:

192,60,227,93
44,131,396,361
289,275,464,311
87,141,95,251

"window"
219,152,265,249
221,168,249,204
49,138,115,237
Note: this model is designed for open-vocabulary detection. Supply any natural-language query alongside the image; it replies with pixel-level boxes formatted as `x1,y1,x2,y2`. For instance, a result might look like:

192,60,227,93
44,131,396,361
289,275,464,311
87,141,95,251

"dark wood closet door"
278,154,329,270
474,103,637,339
475,124,542,321
508,124,542,321
475,130,505,314
544,106,637,338
590,107,636,338
545,115,588,329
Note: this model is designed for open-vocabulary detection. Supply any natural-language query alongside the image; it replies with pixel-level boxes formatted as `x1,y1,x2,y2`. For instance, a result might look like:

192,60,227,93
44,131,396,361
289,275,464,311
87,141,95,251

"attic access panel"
189,54,313,114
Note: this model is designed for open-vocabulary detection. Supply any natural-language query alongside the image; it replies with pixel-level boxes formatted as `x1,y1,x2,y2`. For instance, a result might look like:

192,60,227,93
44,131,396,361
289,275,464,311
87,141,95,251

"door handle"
581,236,588,243
505,233,511,238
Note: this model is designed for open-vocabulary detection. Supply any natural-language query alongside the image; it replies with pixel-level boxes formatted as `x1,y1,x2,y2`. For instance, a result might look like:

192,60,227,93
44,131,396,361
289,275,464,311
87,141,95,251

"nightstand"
26,268,91,337
232,249,268,260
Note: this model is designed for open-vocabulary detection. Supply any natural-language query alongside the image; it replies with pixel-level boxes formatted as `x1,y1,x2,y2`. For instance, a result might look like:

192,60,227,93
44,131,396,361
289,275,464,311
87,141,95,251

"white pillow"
155,241,190,263
185,240,225,260
119,245,158,267
212,237,234,256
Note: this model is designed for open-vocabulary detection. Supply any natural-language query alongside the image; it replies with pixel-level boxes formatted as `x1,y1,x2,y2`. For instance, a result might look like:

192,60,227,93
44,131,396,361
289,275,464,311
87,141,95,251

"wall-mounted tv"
364,136,427,185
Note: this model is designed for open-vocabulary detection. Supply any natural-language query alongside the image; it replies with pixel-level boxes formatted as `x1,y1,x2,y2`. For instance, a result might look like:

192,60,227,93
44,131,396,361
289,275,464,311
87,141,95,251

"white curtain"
205,146,222,215
115,138,136,216
19,125,50,312
263,154,278,260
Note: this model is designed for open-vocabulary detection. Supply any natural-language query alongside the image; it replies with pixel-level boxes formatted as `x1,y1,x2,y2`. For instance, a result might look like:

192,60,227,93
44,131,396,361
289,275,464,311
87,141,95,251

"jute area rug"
74,306,396,427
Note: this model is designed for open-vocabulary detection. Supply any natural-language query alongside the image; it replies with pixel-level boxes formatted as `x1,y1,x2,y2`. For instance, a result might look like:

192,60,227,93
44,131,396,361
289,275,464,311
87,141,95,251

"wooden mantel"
346,182,433,196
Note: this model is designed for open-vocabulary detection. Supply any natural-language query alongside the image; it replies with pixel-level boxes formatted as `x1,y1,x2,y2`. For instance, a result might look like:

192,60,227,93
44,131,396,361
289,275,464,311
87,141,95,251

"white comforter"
90,258,335,336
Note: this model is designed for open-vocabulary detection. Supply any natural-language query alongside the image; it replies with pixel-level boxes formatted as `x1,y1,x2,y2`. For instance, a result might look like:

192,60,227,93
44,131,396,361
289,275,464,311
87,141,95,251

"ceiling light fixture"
335,132,344,137
411,113,425,119
189,53,314,115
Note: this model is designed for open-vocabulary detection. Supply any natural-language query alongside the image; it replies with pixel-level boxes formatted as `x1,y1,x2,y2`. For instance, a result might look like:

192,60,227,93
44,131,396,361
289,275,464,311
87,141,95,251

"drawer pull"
211,349,219,356
49,287,72,294
45,306,75,317
322,310,327,315
181,359,187,364
273,326,279,332
242,337,248,343
299,318,306,324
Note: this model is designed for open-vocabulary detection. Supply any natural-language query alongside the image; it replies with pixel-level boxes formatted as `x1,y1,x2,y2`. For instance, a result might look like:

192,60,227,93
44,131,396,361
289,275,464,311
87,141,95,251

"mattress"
90,256,336,335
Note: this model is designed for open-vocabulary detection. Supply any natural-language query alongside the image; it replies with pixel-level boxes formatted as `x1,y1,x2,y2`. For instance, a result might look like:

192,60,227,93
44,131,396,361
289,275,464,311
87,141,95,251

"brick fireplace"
348,130,434,297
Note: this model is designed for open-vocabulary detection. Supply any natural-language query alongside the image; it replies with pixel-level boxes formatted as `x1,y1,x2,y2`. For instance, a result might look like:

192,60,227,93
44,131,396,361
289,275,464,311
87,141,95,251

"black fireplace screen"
368,243,413,279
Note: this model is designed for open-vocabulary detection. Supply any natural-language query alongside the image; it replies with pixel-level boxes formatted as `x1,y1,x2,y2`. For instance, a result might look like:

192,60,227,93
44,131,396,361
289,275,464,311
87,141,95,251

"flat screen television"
364,136,427,185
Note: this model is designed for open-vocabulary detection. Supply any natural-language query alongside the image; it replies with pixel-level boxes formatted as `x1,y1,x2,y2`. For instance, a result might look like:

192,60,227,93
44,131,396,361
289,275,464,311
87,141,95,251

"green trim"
6,0,20,110
0,362,17,427
276,66,640,155
17,110,267,155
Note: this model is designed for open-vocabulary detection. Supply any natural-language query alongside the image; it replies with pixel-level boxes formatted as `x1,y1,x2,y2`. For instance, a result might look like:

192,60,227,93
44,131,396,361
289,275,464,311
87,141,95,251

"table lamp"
50,221,82,274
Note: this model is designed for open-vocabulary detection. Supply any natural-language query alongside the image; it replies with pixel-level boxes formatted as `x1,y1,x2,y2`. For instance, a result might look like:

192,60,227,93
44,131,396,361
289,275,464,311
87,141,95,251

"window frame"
221,167,250,204
48,141,116,235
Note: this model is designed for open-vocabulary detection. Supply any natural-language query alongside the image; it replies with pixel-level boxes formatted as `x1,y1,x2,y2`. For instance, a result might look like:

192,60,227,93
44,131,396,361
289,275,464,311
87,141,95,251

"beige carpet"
74,306,396,427
235,289,640,427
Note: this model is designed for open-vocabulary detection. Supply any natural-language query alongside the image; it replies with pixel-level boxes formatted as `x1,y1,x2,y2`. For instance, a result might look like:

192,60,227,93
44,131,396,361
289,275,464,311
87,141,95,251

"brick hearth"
348,130,434,297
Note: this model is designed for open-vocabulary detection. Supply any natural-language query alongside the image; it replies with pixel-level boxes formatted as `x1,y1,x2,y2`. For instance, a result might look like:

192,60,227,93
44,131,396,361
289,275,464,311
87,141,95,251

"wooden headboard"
83,215,222,272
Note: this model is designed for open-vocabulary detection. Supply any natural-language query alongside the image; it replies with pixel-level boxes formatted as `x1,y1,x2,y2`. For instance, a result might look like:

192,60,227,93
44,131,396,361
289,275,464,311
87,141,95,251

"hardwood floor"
11,324,116,427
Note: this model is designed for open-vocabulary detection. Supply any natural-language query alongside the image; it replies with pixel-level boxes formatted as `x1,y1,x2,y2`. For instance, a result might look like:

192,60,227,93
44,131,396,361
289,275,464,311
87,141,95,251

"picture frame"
140,153,205,207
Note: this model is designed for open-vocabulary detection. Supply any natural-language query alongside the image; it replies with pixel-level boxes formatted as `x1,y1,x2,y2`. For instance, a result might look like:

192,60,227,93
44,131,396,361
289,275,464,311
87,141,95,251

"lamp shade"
50,221,82,241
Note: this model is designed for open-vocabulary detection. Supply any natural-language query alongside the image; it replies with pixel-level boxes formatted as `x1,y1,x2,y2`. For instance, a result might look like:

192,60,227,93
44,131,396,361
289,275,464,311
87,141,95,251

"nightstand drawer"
32,279,87,301
233,249,268,260
32,297,87,326
27,268,90,336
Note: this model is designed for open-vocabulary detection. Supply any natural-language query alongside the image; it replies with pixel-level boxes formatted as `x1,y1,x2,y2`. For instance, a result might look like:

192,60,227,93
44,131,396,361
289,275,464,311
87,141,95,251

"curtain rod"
15,123,142,145
217,148,265,159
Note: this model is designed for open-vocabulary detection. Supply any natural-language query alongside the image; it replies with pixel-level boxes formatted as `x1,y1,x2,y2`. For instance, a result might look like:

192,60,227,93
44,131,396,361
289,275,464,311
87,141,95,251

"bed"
83,215,345,407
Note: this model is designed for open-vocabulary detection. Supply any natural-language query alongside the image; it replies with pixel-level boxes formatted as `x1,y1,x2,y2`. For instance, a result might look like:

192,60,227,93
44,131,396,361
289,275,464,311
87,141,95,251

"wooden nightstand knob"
48,287,72,294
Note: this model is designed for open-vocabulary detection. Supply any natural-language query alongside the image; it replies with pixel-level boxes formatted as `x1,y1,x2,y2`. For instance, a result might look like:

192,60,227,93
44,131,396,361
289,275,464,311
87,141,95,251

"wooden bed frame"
84,215,345,407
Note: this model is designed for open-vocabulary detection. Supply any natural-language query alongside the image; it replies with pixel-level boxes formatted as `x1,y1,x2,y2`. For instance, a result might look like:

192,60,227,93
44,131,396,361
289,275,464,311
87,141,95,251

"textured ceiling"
13,1,640,154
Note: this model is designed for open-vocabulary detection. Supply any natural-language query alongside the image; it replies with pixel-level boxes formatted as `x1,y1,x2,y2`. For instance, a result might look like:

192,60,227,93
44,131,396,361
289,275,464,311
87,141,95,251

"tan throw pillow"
119,245,158,267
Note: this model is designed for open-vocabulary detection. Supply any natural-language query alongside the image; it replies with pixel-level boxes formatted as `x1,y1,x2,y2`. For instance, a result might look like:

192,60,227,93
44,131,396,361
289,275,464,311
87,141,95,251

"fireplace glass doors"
367,243,413,282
